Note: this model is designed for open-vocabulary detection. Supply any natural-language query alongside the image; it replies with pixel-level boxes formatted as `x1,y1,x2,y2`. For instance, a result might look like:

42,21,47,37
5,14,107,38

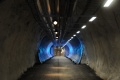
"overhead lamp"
89,17,96,22
73,34,76,37
55,32,58,34
71,37,73,39
56,37,58,39
76,31,80,34
81,25,86,29
104,0,113,7
53,21,58,25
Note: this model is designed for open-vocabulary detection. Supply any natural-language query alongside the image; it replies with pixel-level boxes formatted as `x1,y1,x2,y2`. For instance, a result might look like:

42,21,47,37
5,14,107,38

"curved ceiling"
0,0,120,80
28,0,105,44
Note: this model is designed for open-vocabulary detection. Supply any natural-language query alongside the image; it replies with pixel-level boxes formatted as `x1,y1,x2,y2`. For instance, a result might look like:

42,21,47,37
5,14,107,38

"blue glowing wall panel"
38,36,54,63
50,45,54,56
64,38,84,64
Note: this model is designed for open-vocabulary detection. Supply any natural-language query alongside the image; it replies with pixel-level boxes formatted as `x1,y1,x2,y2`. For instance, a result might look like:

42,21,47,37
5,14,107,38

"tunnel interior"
0,0,120,80
63,37,84,64
38,36,54,62
38,36,84,64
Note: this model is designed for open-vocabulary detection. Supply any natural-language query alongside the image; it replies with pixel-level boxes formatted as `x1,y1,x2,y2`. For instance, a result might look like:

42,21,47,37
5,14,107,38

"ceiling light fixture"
56,37,58,39
53,21,58,25
81,25,86,29
104,0,113,7
63,37,74,48
76,31,80,34
55,32,58,34
73,34,76,37
89,17,97,22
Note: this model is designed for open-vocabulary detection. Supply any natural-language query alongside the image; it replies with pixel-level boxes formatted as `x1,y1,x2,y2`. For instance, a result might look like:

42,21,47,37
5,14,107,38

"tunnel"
0,0,120,80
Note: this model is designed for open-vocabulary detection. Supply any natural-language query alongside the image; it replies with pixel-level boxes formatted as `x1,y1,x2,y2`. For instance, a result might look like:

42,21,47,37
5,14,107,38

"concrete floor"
18,56,103,80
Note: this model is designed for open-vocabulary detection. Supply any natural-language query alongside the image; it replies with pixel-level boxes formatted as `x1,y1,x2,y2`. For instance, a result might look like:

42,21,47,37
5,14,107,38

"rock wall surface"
0,0,42,80
81,0,120,80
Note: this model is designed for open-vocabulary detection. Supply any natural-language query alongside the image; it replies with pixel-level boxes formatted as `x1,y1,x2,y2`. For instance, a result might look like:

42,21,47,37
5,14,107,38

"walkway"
19,56,102,80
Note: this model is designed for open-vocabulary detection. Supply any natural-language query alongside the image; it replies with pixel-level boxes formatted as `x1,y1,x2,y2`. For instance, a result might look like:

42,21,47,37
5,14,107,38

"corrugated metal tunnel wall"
0,0,120,80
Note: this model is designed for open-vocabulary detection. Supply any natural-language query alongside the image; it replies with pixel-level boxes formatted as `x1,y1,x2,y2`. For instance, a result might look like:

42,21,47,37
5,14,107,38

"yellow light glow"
50,67,70,70
44,73,71,77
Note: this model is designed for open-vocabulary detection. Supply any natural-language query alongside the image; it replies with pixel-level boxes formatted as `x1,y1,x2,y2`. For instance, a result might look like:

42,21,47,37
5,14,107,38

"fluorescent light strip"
76,31,80,34
89,17,96,22
104,0,113,7
81,25,86,29
73,35,76,37
63,36,75,47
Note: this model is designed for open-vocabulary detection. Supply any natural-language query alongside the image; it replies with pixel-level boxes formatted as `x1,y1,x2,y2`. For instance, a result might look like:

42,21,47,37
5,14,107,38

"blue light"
65,42,74,58
64,38,84,64
38,36,54,63
46,42,54,57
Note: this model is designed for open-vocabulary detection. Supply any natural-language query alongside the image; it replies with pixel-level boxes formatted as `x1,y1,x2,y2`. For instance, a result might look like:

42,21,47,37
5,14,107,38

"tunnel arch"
38,36,54,63
0,0,120,80
63,37,84,64
79,1,120,79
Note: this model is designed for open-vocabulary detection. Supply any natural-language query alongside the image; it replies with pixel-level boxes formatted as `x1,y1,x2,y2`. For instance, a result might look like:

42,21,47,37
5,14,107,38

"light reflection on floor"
44,67,71,77
50,67,70,70
44,73,71,77
19,56,103,80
